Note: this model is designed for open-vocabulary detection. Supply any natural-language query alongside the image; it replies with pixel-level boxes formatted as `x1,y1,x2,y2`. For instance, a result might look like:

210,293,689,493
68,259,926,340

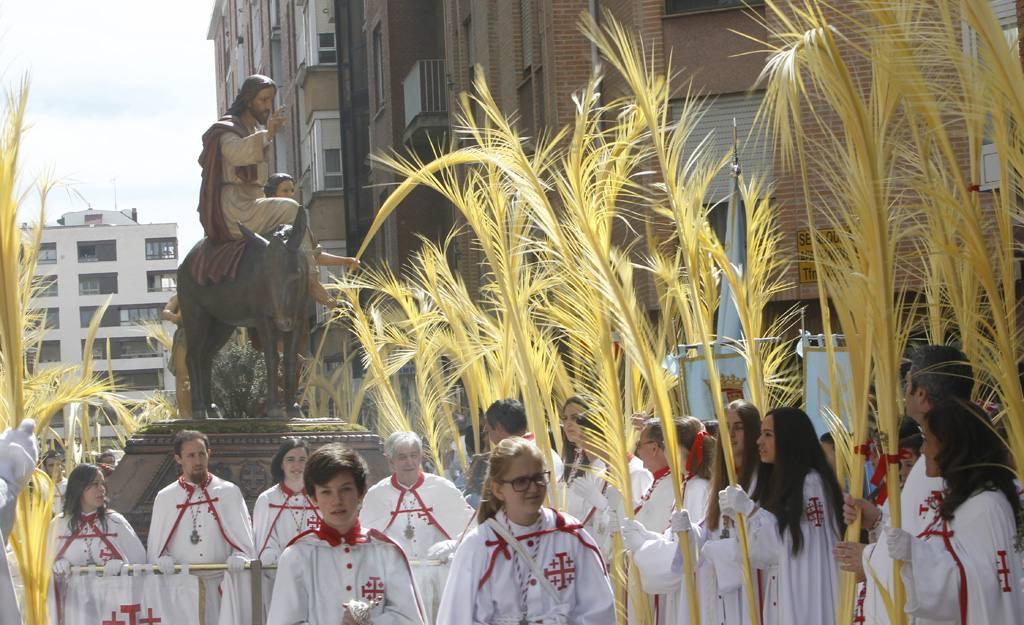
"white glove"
886,527,913,562
102,559,124,577
0,419,37,487
605,487,626,519
52,558,71,577
156,555,176,575
226,554,248,573
718,485,755,518
620,519,660,552
426,539,458,563
259,548,280,567
671,509,692,534
569,478,608,511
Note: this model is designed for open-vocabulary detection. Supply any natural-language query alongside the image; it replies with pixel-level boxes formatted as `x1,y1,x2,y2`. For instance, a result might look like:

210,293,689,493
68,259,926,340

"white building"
29,209,179,427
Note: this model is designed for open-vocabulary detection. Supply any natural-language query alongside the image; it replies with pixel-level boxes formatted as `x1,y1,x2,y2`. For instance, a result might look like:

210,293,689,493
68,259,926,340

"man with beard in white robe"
147,430,254,625
360,431,474,624
267,443,425,625
0,420,37,625
836,346,974,625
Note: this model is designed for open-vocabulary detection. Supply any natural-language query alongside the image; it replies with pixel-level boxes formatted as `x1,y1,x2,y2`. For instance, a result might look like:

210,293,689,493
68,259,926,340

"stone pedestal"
105,419,385,544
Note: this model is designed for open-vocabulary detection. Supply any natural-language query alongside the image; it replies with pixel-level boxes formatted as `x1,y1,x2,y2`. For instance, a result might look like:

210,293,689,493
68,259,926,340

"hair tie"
685,431,709,478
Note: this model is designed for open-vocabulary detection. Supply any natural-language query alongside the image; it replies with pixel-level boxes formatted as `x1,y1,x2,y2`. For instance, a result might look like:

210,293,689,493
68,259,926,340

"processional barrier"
66,559,448,625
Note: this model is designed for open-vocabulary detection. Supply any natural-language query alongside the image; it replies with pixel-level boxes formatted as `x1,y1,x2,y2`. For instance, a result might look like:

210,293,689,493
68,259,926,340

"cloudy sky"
1,0,216,252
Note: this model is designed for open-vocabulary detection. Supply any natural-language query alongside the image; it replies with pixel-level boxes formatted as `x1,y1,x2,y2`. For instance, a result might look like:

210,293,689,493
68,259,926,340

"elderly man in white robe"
360,432,474,624
1,420,37,625
146,430,255,625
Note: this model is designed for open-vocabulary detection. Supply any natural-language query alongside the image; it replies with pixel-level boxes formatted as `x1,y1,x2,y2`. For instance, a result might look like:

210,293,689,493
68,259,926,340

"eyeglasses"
499,471,550,492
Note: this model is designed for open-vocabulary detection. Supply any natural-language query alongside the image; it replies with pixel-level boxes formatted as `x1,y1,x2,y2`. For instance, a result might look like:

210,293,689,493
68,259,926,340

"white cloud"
1,0,218,251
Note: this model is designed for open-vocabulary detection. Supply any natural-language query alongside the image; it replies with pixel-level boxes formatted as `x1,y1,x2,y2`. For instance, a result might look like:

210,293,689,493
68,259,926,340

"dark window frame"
77,240,117,263
665,1,765,16
145,238,178,260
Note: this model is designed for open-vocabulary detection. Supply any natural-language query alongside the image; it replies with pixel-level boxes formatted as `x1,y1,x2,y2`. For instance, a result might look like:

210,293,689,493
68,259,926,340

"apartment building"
29,209,178,425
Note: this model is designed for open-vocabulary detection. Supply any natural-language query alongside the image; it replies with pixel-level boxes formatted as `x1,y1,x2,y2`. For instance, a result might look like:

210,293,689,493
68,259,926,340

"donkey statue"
176,209,310,419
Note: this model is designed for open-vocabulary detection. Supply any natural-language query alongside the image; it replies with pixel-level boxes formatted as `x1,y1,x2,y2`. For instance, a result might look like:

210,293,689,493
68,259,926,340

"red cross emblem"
544,552,576,591
104,604,141,625
804,496,824,528
99,546,117,561
996,550,1012,593
306,514,320,529
361,576,385,603
139,608,162,625
919,490,943,517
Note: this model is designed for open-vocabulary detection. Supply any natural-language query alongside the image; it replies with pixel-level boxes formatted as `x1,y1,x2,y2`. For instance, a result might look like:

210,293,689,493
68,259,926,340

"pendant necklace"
188,490,202,545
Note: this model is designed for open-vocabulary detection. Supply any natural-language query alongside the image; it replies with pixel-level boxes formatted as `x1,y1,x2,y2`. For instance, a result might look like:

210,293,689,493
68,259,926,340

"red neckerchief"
315,520,367,547
635,466,670,514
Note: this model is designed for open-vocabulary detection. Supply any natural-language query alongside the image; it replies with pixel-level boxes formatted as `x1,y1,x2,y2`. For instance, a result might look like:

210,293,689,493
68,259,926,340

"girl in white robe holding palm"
719,406,845,625
884,399,1024,624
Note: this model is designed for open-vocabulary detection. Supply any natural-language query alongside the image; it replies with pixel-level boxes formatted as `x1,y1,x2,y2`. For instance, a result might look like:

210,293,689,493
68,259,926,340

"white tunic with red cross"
146,474,255,625
360,472,474,624
436,507,614,625
266,521,425,625
47,511,147,623
254,483,321,560
745,470,840,625
860,455,949,625
897,490,1024,625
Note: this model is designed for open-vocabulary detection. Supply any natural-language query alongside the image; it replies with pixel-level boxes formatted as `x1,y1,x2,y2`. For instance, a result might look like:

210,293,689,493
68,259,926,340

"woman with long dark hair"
718,406,844,625
48,464,145,620
883,399,1023,622
557,395,651,558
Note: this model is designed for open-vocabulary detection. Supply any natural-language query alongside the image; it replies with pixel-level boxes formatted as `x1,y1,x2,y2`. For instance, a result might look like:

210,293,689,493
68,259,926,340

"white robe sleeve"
2,476,24,625
899,534,961,621
744,507,783,569
435,531,489,625
146,488,174,562
253,491,273,555
373,541,427,625
107,512,146,563
220,484,256,558
266,543,310,625
220,130,269,167
567,528,616,625
359,481,395,531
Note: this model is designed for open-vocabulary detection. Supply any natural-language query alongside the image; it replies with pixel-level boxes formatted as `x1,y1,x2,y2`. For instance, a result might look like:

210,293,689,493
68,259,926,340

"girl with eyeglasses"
557,395,652,559
48,464,146,621
436,437,614,625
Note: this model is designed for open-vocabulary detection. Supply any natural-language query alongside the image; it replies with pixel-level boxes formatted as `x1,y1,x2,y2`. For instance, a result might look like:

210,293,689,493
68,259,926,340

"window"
318,32,337,64
145,238,178,260
78,273,118,296
251,0,264,68
119,305,162,326
39,340,61,363
82,337,157,360
38,277,58,298
373,25,385,108
520,0,533,69
39,242,57,264
465,17,476,82
115,369,163,391
669,91,773,201
42,308,59,330
665,0,764,14
974,0,1017,190
79,306,119,328
84,213,103,225
294,0,307,67
307,116,343,191
78,240,116,263
147,270,177,292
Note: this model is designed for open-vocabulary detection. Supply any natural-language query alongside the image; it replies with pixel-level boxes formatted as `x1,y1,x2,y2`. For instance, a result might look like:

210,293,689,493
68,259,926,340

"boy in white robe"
0,420,37,625
360,432,474,624
267,443,425,625
436,437,614,625
146,430,254,625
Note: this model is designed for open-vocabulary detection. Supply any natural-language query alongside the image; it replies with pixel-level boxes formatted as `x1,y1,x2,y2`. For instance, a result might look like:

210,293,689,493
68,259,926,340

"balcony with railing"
402,59,449,146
